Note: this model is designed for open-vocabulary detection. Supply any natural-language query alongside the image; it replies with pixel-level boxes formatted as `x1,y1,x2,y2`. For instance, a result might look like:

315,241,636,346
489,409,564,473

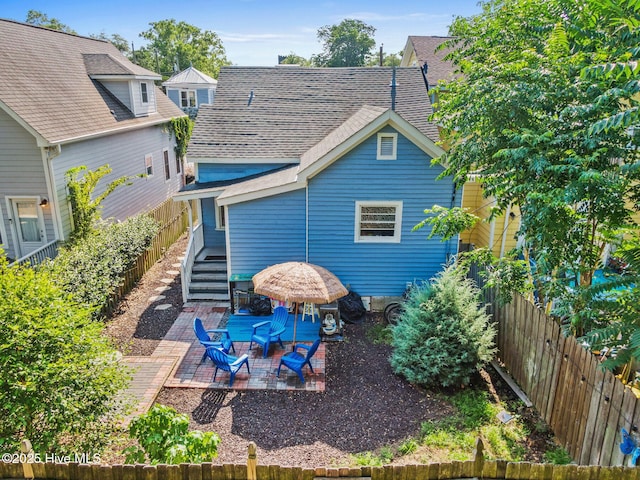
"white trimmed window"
180,90,197,108
215,201,226,230
144,154,153,176
163,149,171,181
141,83,149,103
377,132,397,160
355,201,402,243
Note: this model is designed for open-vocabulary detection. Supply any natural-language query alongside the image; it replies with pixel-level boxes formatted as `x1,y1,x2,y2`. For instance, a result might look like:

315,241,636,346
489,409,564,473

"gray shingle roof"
403,36,456,85
0,19,184,144
188,66,439,160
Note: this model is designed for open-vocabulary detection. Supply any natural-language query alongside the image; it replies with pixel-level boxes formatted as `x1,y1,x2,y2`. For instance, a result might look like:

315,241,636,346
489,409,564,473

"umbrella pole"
292,302,299,350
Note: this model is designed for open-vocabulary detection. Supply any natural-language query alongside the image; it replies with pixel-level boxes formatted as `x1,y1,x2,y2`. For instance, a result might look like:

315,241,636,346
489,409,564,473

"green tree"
66,165,138,243
279,52,312,66
314,19,376,67
430,0,640,313
25,10,76,33
0,250,130,453
90,31,131,54
390,265,496,388
138,19,230,78
366,49,403,67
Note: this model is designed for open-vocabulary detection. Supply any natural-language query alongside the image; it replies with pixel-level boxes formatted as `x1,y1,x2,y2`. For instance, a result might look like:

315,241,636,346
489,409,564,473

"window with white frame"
144,154,153,176
215,201,225,230
180,90,197,108
355,201,402,243
141,82,149,103
163,149,171,181
377,132,397,160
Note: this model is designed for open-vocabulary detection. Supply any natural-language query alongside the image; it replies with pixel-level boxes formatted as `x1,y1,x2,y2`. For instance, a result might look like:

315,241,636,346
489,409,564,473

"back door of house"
8,197,46,258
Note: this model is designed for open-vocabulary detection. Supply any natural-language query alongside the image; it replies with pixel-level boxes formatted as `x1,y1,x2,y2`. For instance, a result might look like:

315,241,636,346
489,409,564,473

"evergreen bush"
390,265,496,388
49,214,159,318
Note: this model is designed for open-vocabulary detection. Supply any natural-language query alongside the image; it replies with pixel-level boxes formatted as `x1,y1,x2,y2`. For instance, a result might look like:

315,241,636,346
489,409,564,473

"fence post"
473,437,485,478
247,442,257,480
20,439,34,479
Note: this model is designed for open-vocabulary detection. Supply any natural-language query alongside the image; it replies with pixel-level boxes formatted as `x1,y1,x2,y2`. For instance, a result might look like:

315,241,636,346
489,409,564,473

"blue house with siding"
174,66,461,307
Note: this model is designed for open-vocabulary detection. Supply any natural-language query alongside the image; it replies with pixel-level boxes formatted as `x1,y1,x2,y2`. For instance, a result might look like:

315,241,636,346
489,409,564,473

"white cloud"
220,32,301,43
335,11,449,22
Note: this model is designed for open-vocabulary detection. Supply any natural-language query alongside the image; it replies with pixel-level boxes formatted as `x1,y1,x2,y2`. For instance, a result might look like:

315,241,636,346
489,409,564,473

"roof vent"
388,67,398,111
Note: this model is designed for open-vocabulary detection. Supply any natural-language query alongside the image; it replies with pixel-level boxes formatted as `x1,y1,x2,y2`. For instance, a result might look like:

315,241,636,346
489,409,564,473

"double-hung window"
163,149,171,181
144,154,153,176
355,201,402,243
141,83,149,104
180,90,197,108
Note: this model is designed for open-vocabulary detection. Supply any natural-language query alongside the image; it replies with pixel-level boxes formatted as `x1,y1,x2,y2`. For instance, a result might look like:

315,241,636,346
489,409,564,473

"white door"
9,198,46,258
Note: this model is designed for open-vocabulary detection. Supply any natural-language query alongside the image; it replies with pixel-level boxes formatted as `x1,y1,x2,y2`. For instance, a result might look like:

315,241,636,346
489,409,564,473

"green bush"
49,214,159,318
0,250,130,453
124,404,220,464
390,265,496,388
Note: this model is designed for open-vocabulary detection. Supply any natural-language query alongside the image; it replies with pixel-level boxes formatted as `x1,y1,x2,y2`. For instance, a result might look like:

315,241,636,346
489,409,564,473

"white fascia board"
173,188,224,202
192,157,299,164
51,114,182,146
300,110,445,180
0,100,51,147
90,74,161,81
216,180,304,207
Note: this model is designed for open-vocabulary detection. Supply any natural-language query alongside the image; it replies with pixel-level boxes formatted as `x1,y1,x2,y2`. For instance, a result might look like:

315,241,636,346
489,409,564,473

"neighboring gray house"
162,66,217,118
174,66,460,304
0,19,186,262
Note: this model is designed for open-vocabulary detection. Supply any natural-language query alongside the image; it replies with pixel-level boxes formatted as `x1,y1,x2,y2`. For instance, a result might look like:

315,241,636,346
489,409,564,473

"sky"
1,0,483,66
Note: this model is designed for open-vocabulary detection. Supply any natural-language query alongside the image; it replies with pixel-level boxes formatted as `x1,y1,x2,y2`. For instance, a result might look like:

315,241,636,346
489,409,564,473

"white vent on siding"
377,133,397,160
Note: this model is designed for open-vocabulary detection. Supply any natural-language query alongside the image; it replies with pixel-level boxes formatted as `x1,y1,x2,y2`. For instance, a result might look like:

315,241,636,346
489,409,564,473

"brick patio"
155,302,326,392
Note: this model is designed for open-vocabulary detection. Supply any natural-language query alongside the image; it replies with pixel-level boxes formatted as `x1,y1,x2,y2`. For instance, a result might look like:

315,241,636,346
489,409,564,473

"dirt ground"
104,234,555,467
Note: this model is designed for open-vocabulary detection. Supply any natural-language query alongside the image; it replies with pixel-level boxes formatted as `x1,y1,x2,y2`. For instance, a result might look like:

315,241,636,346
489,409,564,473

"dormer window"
180,90,197,108
141,83,149,104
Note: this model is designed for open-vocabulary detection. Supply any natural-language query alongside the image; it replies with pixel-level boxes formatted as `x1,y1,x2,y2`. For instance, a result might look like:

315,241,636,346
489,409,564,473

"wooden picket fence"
3,439,640,480
474,274,640,467
101,198,191,317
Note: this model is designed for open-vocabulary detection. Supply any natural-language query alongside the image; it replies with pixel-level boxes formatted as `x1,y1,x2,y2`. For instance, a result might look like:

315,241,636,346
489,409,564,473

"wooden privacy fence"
482,286,640,467
102,198,190,316
4,440,640,480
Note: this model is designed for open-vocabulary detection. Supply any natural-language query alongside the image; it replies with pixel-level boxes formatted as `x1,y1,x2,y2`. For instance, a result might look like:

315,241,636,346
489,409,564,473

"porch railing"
181,222,203,302
10,239,61,268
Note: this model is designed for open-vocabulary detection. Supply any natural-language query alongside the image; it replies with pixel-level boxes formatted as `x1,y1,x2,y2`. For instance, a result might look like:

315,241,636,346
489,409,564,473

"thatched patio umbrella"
252,262,348,346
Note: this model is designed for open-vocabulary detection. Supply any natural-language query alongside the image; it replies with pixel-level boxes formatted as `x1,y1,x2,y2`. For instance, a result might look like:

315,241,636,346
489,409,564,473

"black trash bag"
249,296,272,316
338,290,366,324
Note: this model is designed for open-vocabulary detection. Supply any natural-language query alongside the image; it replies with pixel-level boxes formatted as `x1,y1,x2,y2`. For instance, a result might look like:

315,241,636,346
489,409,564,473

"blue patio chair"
205,346,250,387
277,338,321,384
249,306,288,358
193,317,235,363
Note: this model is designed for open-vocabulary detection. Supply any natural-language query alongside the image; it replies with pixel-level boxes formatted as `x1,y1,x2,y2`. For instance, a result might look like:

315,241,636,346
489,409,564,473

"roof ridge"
0,17,109,43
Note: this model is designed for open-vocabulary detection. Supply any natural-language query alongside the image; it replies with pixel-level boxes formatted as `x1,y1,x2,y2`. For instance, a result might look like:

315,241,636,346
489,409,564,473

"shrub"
124,404,220,464
390,265,496,388
0,250,130,453
49,214,159,318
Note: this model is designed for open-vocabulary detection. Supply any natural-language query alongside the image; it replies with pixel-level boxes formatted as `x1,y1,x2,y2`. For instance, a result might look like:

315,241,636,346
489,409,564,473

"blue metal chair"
277,338,321,383
249,306,288,358
193,317,235,363
205,347,250,387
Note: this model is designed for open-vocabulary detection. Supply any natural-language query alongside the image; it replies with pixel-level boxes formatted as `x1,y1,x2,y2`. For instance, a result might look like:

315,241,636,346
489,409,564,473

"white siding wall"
52,126,180,236
0,109,53,259
131,81,157,117
101,80,132,110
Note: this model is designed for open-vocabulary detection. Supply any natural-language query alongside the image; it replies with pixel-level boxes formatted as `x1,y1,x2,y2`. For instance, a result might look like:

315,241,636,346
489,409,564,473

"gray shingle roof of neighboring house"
188,66,439,160
400,36,457,86
0,19,184,145
162,66,217,88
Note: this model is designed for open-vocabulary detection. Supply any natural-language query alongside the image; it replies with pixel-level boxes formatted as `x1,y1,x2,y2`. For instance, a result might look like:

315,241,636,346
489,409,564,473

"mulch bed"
104,234,554,467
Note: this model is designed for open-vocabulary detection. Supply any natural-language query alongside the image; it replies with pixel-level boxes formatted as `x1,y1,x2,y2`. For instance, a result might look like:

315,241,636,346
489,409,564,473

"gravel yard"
104,234,552,467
